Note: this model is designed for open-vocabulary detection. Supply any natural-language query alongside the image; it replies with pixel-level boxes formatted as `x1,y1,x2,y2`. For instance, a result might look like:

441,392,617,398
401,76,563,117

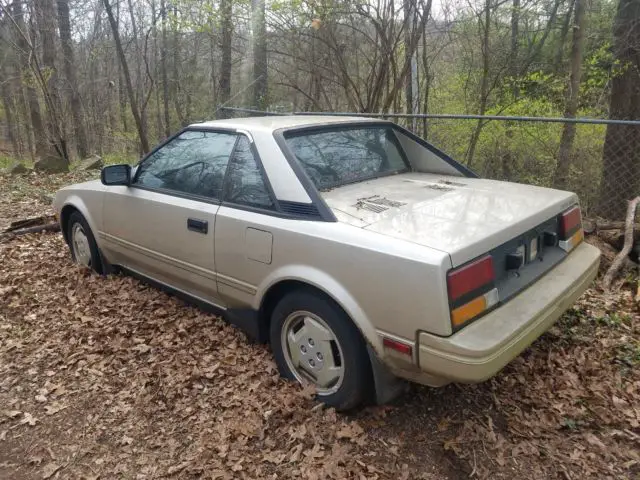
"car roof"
189,115,383,133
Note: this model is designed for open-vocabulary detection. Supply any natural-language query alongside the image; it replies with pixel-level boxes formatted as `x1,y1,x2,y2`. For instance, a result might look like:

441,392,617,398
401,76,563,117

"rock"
8,162,29,175
38,193,55,205
34,155,69,173
77,154,103,171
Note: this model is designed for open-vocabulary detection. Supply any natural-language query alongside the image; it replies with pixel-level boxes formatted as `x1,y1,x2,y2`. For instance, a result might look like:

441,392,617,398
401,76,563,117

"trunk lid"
321,172,577,266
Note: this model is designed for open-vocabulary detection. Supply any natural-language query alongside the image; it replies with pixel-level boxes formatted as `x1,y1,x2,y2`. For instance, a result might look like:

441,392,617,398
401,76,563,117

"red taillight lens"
558,206,584,252
559,206,582,239
447,255,498,329
447,255,495,302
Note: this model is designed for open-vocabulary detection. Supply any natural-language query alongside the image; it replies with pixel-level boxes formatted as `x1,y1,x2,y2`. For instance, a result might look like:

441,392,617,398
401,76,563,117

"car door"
101,129,238,305
214,134,279,308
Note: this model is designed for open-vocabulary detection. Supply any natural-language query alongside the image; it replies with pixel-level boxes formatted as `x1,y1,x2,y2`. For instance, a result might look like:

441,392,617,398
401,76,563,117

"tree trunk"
57,0,89,158
172,11,186,126
510,0,520,98
597,0,640,219
252,0,267,109
35,0,69,168
151,0,162,141
555,0,576,72
218,0,232,115
11,0,46,160
553,0,586,189
126,0,148,139
466,0,491,168
0,48,19,155
403,0,419,131
420,31,431,139
103,0,150,154
404,0,413,116
160,0,170,135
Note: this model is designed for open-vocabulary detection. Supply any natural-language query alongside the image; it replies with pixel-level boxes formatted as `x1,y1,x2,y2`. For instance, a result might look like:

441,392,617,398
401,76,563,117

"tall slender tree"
34,0,69,168
160,0,170,135
252,0,267,109
8,0,46,160
597,0,640,218
218,0,233,114
57,0,89,158
554,0,587,189
103,0,150,153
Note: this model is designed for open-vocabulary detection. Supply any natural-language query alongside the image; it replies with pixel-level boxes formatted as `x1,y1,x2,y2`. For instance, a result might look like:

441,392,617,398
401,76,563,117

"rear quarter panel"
236,214,455,352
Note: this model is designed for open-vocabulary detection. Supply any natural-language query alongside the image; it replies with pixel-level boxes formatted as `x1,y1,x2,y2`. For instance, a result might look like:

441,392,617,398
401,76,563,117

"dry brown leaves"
1,172,638,479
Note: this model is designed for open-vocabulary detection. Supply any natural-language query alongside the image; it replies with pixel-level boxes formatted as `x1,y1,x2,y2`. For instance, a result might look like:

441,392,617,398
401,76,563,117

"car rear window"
284,126,409,190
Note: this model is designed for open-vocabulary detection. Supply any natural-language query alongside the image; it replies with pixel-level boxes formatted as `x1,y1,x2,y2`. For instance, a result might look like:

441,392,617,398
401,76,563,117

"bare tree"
34,0,70,169
553,0,587,189
102,0,150,153
252,0,267,109
597,0,640,219
160,0,170,135
465,0,492,167
57,0,89,158
218,0,233,110
510,0,520,98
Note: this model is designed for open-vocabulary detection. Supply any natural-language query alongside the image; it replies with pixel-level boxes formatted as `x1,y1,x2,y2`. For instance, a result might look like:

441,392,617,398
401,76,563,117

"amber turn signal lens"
451,288,499,328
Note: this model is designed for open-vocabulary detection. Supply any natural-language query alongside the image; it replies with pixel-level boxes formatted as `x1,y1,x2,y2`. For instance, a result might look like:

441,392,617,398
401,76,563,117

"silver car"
54,116,601,410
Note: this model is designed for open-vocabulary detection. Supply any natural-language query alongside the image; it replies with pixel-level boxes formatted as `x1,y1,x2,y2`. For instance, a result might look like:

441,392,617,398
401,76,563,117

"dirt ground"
0,171,638,479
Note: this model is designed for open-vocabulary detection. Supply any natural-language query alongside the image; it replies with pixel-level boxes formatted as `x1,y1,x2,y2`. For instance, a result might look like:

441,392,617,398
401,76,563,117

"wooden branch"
1,222,60,238
603,196,640,290
5,215,57,232
583,218,640,234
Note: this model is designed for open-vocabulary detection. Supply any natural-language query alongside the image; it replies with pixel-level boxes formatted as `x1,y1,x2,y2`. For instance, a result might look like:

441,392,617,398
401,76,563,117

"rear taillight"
447,255,499,330
558,205,583,252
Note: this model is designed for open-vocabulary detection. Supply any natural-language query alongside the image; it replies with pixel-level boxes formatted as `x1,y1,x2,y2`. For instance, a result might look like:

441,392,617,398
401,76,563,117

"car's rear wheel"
270,289,372,410
67,211,102,274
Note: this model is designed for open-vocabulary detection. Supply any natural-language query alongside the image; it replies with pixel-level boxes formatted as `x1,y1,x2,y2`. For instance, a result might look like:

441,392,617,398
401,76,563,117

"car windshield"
284,126,409,190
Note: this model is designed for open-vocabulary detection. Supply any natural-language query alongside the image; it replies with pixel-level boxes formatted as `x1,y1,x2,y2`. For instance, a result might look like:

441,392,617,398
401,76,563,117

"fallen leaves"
434,281,640,478
41,462,61,479
19,412,37,426
0,172,638,480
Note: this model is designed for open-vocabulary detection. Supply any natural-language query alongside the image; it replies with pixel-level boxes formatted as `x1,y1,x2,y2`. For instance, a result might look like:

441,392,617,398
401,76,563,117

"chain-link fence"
220,107,640,221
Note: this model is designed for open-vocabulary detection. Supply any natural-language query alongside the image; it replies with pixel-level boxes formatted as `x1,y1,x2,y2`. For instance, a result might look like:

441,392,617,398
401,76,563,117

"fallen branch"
5,215,56,232
1,222,60,238
583,219,640,234
603,196,640,290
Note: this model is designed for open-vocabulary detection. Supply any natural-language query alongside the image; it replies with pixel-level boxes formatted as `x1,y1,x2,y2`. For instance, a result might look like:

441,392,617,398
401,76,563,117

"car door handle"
187,218,208,234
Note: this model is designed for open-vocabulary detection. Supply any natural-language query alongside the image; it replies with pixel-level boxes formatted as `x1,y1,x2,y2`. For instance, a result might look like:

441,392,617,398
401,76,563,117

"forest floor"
0,171,638,480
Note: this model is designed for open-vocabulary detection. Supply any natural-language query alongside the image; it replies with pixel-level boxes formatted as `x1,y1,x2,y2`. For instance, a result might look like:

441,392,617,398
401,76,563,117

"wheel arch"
58,197,100,246
257,273,407,405
256,269,383,356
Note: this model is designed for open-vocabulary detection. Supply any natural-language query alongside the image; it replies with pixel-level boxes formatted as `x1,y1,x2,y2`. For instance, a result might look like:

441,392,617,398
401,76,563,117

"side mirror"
101,164,131,186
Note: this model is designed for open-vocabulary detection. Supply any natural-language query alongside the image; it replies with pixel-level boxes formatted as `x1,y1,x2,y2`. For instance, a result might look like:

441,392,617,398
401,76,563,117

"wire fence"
220,106,640,221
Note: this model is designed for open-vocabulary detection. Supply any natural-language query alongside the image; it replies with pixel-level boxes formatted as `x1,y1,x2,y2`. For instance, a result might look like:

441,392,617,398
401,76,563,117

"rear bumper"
415,241,600,384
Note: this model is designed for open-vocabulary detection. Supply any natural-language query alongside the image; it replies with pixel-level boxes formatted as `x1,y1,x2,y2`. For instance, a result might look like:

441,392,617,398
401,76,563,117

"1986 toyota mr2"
54,116,600,410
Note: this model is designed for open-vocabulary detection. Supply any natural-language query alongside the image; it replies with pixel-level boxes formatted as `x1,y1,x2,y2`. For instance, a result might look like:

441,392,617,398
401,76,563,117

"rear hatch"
322,172,580,305
322,172,577,266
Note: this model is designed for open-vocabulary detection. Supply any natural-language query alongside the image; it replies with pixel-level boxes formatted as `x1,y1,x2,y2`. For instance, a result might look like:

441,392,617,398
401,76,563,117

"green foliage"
0,155,17,169
616,341,640,368
103,153,138,166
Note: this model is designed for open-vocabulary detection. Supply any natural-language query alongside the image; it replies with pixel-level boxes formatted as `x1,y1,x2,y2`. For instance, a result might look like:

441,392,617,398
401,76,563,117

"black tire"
270,289,373,411
67,211,103,274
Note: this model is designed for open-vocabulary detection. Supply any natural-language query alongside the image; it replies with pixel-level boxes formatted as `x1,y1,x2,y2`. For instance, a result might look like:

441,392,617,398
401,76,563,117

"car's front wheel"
67,211,103,274
270,289,372,410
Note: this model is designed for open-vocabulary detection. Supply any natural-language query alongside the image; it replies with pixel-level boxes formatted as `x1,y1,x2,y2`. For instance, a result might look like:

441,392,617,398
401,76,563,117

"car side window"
135,130,237,200
223,136,274,210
